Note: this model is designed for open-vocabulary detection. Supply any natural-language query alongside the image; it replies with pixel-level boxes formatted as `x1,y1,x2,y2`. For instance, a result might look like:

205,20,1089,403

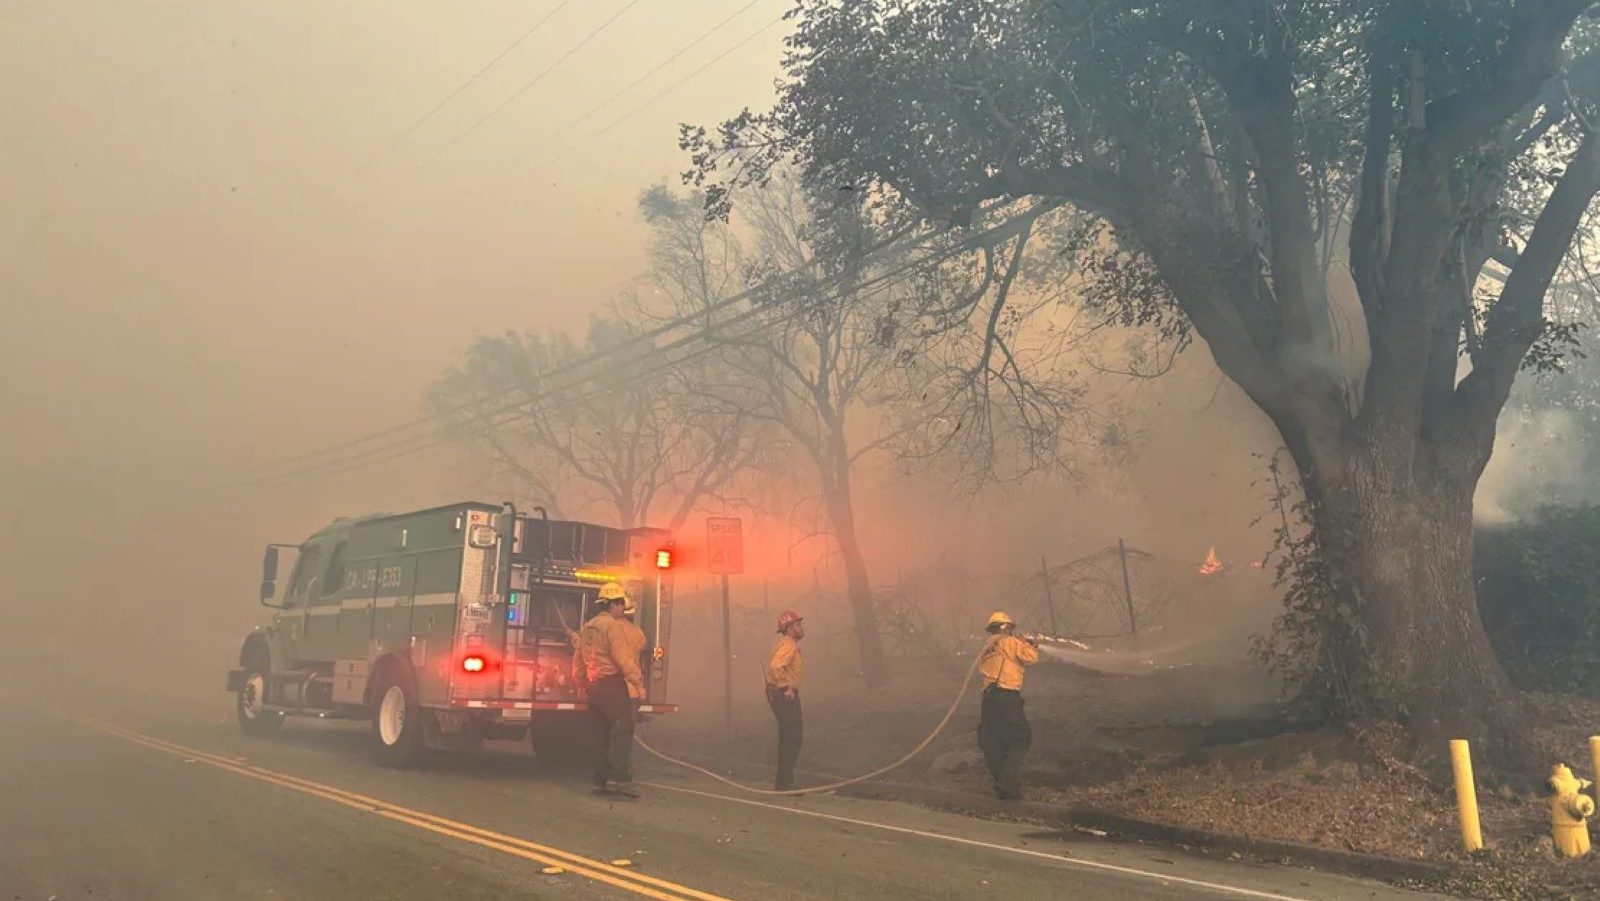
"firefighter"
976,610,1038,800
581,582,646,796
766,610,805,791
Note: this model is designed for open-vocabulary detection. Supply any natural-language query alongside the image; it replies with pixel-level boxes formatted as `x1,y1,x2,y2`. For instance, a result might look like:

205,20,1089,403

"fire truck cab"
227,502,677,763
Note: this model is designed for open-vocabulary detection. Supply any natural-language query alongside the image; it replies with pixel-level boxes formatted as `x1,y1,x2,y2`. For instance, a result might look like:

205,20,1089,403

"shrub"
1475,505,1600,697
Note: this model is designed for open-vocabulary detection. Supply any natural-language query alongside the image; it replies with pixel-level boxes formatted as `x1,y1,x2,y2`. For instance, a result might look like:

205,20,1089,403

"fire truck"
227,502,677,763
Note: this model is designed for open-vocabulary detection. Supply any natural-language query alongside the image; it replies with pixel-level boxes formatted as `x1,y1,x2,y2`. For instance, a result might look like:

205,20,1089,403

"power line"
227,277,825,488
228,204,1046,488
523,0,768,161
418,0,645,170
233,215,928,479
227,295,803,488
386,0,577,152
231,203,1039,485
536,11,786,172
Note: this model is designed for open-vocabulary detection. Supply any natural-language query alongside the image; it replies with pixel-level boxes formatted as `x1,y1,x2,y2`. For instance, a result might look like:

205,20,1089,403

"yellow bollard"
1547,763,1594,858
1449,739,1484,853
1591,736,1600,789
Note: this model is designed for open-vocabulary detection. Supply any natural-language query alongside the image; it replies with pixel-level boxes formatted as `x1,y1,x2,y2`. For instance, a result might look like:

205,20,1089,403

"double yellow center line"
78,718,728,901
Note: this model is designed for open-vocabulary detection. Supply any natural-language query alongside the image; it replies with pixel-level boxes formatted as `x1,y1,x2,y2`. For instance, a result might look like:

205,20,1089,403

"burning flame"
1199,547,1225,576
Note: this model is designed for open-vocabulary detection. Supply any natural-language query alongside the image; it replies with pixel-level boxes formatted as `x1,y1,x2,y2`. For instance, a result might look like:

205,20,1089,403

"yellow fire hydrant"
1547,763,1595,858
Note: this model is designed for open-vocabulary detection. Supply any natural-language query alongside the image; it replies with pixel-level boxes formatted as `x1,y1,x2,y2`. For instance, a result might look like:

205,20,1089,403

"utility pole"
1117,538,1138,644
706,515,744,741
721,573,733,739
1039,556,1059,637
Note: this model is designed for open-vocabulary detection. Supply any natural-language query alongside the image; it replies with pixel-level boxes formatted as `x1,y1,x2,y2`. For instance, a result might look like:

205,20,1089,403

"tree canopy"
429,317,768,530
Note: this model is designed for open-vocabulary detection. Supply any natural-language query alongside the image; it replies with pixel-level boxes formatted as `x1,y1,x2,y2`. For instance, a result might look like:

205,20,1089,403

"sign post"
706,517,745,739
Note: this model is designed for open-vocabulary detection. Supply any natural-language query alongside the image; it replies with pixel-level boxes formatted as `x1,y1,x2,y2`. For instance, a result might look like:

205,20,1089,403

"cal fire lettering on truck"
343,567,378,592
379,566,402,590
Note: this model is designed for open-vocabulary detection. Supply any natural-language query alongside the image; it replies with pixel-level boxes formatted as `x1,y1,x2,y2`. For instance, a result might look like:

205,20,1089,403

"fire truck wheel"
372,674,425,766
237,667,283,736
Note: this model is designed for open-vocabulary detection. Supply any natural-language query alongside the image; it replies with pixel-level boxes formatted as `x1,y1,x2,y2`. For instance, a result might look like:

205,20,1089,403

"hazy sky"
0,0,1297,660
1,0,791,610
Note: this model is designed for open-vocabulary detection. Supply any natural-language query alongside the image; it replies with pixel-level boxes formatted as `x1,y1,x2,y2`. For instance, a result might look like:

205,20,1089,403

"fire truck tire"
371,673,425,766
236,666,283,736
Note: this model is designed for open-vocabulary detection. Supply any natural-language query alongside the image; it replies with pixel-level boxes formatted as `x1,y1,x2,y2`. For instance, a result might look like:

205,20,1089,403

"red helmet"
776,610,804,634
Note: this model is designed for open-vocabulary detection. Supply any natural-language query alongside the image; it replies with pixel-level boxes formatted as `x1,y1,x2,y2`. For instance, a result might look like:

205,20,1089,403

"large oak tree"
686,0,1600,759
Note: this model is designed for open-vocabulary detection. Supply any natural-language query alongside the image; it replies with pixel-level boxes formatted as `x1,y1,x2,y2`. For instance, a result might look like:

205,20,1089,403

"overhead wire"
225,204,1044,488
528,0,777,167
418,0,646,170
386,0,578,153
529,0,768,158
226,298,796,487
225,264,884,488
230,213,937,480
586,12,785,144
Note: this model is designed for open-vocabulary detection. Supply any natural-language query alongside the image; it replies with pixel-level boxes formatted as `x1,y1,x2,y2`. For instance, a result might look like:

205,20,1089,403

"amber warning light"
656,549,672,569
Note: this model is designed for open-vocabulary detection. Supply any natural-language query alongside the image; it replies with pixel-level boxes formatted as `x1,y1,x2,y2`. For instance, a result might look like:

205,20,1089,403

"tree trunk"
1303,432,1529,766
822,457,889,687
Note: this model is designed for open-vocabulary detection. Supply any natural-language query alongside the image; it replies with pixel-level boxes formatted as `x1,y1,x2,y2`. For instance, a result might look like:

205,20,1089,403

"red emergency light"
655,549,672,569
460,654,487,674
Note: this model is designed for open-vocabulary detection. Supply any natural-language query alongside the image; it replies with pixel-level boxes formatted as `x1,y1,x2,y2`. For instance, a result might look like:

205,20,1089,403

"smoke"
0,3,1301,718
1477,408,1593,523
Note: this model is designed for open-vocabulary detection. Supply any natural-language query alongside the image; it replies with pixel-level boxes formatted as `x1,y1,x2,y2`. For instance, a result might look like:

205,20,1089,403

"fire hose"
558,587,1018,796
633,651,983,796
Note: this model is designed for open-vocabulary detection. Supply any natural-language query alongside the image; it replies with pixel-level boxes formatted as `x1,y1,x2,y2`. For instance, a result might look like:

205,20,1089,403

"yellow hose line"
636,652,983,796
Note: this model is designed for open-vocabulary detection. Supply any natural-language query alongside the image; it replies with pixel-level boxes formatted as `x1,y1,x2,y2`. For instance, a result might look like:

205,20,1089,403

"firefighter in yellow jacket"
581,582,646,796
766,610,806,790
976,611,1038,800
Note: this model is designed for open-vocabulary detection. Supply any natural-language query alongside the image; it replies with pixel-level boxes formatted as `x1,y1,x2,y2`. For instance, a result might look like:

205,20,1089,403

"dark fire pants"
588,674,636,785
767,687,803,789
976,686,1031,798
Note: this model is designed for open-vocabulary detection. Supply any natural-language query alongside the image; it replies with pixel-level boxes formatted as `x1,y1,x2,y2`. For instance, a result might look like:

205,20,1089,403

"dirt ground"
646,652,1600,901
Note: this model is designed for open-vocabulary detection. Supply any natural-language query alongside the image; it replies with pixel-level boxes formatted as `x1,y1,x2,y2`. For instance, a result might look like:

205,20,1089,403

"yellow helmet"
986,610,1014,629
598,582,627,602
621,598,638,616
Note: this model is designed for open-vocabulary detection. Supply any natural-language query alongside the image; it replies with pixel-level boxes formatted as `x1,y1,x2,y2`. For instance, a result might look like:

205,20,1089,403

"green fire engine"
227,502,677,763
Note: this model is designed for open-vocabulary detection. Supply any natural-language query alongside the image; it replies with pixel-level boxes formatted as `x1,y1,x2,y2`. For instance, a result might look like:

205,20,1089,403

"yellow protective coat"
766,635,804,692
580,613,646,699
978,634,1039,692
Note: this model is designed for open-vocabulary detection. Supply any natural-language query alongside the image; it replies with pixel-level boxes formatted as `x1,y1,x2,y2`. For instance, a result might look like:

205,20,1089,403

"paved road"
0,687,1453,901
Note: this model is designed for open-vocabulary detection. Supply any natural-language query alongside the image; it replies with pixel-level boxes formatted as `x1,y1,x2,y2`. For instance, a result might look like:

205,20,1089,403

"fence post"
1039,556,1059,636
1117,538,1138,643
